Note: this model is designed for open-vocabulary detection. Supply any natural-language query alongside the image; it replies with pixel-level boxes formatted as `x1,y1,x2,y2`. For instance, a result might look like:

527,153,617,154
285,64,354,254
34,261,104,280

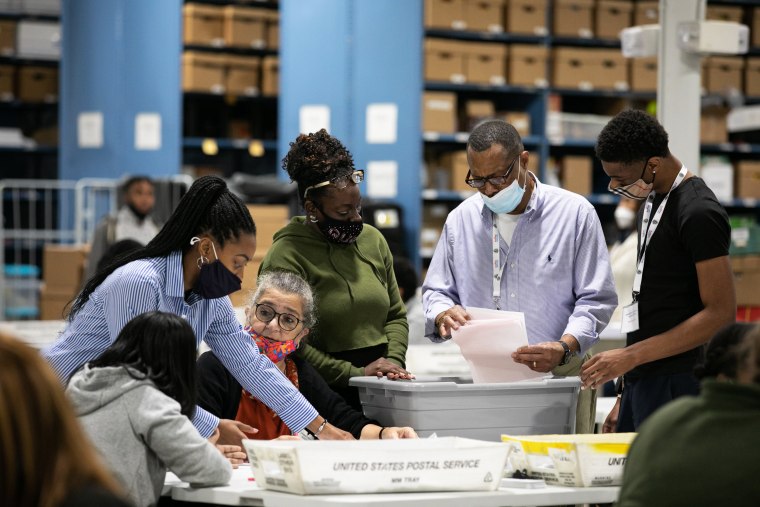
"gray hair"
467,119,523,156
250,270,317,328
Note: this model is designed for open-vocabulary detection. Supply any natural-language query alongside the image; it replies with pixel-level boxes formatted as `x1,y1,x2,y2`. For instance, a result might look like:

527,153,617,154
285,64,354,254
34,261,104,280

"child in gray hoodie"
66,311,232,507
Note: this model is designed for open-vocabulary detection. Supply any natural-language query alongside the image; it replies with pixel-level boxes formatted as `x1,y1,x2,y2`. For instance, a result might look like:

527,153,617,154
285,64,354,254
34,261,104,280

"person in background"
393,257,426,345
617,323,760,507
0,331,131,507
44,175,351,449
197,270,417,440
66,312,232,507
85,176,160,282
608,197,641,327
585,109,735,432
422,120,616,434
259,129,413,411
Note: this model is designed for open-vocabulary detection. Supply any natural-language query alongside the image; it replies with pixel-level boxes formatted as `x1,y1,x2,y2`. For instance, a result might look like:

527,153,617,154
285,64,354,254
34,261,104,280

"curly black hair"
595,109,670,164
694,323,757,380
467,120,523,156
282,129,356,204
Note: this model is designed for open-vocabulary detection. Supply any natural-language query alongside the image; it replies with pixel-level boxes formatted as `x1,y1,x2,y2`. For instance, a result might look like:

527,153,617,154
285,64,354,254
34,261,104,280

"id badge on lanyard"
622,166,688,333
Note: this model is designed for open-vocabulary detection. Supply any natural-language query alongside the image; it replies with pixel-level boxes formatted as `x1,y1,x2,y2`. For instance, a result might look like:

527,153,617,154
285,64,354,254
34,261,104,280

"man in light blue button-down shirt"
422,120,617,433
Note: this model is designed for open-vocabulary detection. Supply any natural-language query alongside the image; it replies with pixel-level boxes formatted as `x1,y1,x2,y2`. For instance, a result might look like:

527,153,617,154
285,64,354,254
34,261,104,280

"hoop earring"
309,215,318,223
196,256,210,269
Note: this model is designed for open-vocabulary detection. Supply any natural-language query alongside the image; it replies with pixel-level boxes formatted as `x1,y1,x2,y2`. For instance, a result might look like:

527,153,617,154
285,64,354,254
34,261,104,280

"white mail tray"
349,376,580,441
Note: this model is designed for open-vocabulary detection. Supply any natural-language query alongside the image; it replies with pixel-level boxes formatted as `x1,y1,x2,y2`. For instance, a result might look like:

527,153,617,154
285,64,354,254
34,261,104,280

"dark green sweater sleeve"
381,241,408,368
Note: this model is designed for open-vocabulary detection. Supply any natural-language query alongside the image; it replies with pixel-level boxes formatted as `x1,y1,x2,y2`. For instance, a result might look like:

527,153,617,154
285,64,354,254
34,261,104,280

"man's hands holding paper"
434,305,471,337
512,335,579,372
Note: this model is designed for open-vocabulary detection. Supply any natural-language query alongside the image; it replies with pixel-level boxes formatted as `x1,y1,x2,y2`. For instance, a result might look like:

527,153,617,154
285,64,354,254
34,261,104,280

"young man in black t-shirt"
581,109,735,431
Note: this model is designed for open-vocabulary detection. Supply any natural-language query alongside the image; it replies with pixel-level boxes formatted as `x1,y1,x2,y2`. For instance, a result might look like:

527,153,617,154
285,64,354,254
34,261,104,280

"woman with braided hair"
259,130,413,410
44,175,352,449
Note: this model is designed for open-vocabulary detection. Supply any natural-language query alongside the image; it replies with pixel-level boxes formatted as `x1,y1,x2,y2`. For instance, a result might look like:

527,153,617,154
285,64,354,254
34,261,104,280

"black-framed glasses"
254,303,302,331
464,155,519,189
303,170,365,199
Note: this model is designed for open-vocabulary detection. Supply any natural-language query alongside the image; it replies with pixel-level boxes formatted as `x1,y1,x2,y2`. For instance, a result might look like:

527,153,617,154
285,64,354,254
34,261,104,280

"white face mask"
614,206,636,230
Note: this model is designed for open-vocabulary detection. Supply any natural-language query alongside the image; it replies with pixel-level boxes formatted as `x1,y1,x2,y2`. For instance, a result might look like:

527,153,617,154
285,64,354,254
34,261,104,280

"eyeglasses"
464,156,520,189
303,170,364,199
254,303,303,331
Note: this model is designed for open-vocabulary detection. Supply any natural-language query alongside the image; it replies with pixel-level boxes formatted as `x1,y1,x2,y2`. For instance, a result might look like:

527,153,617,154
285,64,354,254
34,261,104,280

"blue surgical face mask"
481,164,526,214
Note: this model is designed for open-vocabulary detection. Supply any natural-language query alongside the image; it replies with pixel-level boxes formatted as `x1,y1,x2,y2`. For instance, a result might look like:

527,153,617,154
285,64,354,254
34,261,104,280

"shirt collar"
478,172,544,219
166,250,186,298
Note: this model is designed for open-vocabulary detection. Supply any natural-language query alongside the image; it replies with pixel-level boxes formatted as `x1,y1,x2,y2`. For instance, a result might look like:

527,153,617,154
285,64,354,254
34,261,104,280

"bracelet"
379,427,387,440
313,418,328,438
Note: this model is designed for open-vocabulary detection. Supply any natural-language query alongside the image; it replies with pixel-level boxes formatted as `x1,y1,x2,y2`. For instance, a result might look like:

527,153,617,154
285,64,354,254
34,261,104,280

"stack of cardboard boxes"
182,3,279,96
0,18,59,102
40,245,89,321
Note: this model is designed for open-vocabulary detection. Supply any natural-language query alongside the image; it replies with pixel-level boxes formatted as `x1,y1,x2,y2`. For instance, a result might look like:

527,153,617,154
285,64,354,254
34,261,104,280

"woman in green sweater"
259,129,412,409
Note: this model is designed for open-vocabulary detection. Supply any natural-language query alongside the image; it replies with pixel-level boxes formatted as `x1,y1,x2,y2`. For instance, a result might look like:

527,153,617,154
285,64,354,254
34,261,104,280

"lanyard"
492,219,505,310
632,166,688,301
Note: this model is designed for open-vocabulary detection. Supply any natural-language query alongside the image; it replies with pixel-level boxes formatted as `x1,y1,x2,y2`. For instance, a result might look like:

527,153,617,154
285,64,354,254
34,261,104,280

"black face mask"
190,237,242,299
317,214,363,244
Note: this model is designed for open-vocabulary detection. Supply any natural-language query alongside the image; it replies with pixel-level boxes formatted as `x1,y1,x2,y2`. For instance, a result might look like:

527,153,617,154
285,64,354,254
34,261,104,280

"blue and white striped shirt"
423,176,617,353
43,250,318,436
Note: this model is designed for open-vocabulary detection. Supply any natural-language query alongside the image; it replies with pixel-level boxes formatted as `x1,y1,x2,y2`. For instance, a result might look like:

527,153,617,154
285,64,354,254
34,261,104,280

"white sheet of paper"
366,103,397,144
135,112,161,150
451,307,546,383
366,160,398,198
78,111,103,148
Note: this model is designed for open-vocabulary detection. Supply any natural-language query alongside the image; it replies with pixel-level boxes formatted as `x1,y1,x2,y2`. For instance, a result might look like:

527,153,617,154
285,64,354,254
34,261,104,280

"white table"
164,466,620,507
0,319,66,349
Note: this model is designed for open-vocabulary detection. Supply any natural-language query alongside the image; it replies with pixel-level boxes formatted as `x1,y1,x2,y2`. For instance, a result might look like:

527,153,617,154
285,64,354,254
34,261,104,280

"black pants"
617,372,700,432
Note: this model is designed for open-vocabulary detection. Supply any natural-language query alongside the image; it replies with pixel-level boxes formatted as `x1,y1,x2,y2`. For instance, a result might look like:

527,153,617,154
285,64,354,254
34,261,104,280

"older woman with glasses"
257,129,413,411
197,270,417,440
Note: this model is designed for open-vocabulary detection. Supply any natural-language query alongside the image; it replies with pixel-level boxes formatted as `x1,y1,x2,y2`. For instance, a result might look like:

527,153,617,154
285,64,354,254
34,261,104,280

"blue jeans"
616,372,700,432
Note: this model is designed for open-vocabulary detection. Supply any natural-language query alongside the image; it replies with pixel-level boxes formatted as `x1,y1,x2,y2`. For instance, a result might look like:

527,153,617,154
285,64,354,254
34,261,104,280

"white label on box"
366,103,398,144
77,111,103,149
366,160,398,198
299,104,330,135
427,100,452,111
135,113,161,151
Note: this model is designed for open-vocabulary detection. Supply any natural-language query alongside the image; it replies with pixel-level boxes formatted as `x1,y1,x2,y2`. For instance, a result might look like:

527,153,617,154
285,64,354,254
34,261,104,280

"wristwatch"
558,341,574,366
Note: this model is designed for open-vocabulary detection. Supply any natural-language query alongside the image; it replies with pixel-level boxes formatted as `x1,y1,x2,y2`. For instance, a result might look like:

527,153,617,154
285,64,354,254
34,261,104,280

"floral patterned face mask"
245,327,298,363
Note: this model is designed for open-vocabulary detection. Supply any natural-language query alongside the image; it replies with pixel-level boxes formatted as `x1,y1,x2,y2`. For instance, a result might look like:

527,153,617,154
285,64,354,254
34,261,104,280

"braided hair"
282,129,355,205
68,176,256,320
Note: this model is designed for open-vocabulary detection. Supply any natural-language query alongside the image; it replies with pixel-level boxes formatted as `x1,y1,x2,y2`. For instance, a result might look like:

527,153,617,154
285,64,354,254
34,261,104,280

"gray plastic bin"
349,376,580,441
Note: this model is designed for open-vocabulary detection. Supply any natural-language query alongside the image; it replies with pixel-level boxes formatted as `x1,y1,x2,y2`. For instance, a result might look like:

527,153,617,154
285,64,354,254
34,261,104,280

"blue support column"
279,0,423,265
60,0,182,180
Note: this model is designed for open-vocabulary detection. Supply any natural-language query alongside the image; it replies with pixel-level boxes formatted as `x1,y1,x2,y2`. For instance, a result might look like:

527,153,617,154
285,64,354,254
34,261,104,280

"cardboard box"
462,100,495,131
508,44,548,87
553,48,628,90
425,38,466,83
266,11,279,49
754,8,760,48
706,5,744,24
561,155,592,195
595,0,633,40
463,41,506,85
424,0,466,30
500,111,531,137
703,56,744,94
39,284,77,321
43,244,88,292
183,3,224,46
553,0,594,38
17,65,57,102
0,64,13,100
745,57,760,97
732,255,760,306
465,0,504,32
0,19,16,55
700,158,734,201
736,161,760,199
261,56,278,96
16,20,59,60
502,433,636,487
630,57,657,92
182,51,226,93
439,150,470,191
421,203,449,255
422,91,457,133
225,55,260,96
223,5,267,49
244,437,511,495
700,106,728,144
634,1,658,26
506,0,548,36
